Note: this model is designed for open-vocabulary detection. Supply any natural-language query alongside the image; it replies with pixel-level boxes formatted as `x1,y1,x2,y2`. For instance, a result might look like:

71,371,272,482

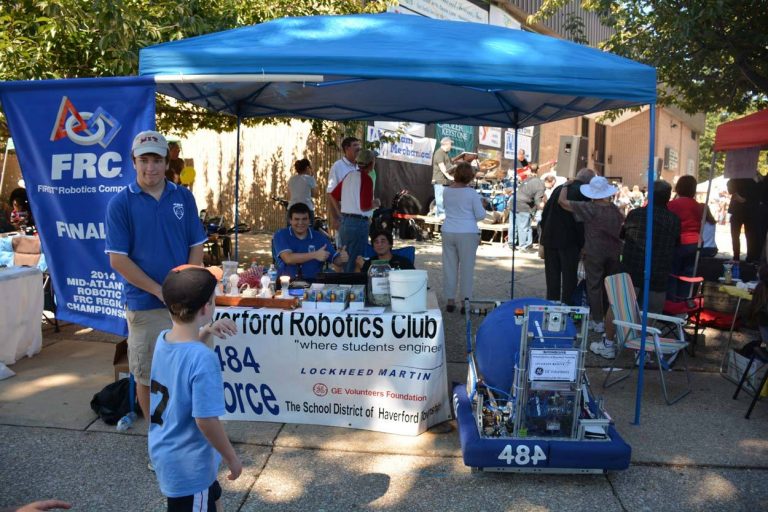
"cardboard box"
701,282,740,313
113,339,129,382
726,349,767,394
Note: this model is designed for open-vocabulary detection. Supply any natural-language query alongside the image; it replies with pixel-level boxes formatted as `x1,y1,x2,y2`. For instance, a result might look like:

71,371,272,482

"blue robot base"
453,383,632,474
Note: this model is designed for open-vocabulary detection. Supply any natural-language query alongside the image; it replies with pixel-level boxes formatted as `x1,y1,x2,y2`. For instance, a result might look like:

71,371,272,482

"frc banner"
0,77,156,336
212,307,452,435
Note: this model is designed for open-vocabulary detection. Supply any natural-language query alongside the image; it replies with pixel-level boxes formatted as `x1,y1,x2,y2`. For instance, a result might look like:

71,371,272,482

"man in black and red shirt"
621,180,680,313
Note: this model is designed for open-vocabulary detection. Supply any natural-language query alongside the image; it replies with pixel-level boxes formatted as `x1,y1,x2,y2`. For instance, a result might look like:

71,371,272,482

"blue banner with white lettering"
0,76,156,336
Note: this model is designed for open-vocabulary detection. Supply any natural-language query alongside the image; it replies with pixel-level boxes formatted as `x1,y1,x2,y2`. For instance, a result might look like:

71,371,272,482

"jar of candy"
368,260,392,306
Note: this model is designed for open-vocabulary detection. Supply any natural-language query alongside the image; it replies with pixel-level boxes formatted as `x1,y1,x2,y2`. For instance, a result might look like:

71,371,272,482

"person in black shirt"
621,180,680,313
728,178,761,262
354,230,415,273
539,168,594,304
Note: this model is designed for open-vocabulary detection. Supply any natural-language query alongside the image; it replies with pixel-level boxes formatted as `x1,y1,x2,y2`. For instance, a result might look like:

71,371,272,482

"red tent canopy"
713,109,768,152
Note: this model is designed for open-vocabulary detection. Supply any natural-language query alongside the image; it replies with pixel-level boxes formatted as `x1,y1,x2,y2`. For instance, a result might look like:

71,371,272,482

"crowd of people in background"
275,134,768,334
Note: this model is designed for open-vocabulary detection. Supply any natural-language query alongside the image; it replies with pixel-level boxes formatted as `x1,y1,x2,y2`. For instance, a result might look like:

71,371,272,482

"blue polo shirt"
273,227,335,279
105,181,207,311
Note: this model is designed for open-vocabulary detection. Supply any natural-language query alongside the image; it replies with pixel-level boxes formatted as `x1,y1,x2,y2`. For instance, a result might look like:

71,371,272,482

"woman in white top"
287,158,318,223
442,162,487,313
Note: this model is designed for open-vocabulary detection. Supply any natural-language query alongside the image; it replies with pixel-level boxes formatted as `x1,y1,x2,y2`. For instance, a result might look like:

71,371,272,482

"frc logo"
50,97,121,148
49,97,123,181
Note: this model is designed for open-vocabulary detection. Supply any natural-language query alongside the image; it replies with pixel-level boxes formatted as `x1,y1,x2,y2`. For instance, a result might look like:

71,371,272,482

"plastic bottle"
368,260,392,306
116,411,137,431
268,263,278,284
732,261,740,280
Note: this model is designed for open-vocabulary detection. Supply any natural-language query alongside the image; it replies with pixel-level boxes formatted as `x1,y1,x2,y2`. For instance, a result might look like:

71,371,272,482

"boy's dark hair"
294,158,311,173
162,265,218,323
288,202,311,218
9,187,29,208
675,175,697,198
370,229,393,246
341,137,360,150
653,180,673,206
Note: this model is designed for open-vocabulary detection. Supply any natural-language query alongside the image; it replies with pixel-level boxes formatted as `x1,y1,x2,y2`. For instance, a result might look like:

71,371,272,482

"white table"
0,266,43,365
212,292,451,435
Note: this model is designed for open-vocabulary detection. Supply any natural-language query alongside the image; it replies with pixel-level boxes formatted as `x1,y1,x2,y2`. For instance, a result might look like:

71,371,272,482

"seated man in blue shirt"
273,202,348,279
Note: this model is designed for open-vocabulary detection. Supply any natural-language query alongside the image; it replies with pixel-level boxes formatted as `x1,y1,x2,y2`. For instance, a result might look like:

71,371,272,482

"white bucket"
389,270,428,313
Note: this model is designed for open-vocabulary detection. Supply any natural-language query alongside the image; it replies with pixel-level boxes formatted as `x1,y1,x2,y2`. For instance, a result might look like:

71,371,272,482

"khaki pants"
126,308,172,386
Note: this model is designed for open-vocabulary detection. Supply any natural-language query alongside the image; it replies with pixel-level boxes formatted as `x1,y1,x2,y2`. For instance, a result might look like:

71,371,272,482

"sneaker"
589,320,605,333
590,338,617,359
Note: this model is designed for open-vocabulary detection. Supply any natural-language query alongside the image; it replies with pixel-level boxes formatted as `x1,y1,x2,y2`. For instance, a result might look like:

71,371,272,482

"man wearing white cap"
559,175,624,338
105,130,208,429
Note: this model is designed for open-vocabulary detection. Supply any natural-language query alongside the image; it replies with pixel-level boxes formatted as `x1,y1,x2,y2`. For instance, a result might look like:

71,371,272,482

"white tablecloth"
0,266,43,365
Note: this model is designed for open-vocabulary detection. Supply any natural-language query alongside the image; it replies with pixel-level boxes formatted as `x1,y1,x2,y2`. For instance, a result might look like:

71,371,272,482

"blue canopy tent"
139,12,659,423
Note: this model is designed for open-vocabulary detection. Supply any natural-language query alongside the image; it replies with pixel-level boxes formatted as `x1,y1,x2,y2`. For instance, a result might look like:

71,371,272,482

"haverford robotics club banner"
212,307,452,435
0,77,156,336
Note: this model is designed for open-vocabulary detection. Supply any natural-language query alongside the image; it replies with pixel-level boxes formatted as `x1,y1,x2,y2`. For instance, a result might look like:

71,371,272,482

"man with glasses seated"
273,202,348,279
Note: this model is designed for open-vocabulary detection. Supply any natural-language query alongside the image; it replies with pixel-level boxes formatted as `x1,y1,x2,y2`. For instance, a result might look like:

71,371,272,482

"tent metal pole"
234,116,241,261
692,151,719,278
510,128,518,299
634,103,656,425
154,74,324,84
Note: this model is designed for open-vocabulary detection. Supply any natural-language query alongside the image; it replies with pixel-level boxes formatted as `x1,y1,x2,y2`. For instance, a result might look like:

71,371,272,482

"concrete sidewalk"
1,239,766,511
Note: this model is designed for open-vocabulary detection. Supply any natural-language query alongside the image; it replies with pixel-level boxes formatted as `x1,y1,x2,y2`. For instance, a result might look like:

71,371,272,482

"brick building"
496,0,705,187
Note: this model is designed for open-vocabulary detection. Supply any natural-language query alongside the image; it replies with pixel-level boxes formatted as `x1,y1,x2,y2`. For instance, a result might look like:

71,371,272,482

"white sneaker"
589,320,605,333
590,338,616,359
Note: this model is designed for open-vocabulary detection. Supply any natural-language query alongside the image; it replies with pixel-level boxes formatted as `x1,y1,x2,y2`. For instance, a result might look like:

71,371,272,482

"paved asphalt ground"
1,231,766,511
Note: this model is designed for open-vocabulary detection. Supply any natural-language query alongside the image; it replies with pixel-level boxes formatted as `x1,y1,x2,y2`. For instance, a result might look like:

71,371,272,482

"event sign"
366,126,435,166
479,126,502,148
0,77,156,336
435,124,476,160
489,4,522,30
392,0,488,23
213,307,452,435
373,121,425,137
504,127,533,160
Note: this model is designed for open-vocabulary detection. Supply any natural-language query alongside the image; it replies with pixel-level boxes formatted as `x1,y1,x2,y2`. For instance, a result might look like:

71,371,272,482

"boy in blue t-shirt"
148,265,241,511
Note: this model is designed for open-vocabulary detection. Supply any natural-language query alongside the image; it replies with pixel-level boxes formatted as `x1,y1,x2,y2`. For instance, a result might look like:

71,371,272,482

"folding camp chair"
362,244,416,265
663,274,704,356
603,273,691,405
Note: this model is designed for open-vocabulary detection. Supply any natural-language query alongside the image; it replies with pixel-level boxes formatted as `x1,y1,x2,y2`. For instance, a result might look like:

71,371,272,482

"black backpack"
90,378,137,425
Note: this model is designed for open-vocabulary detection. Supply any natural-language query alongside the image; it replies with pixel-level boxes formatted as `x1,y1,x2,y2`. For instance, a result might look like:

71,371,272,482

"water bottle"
116,411,137,431
268,264,278,284
732,261,740,281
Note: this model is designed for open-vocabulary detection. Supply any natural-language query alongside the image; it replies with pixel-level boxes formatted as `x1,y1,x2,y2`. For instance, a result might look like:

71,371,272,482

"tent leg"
234,116,241,262
634,103,657,426
692,151,719,278
510,128,518,300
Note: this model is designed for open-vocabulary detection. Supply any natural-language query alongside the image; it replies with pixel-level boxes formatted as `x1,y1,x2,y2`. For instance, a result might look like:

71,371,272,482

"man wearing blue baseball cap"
105,130,208,436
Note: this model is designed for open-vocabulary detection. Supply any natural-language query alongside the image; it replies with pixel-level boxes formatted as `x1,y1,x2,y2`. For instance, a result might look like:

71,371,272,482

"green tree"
529,0,768,115
0,0,390,141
